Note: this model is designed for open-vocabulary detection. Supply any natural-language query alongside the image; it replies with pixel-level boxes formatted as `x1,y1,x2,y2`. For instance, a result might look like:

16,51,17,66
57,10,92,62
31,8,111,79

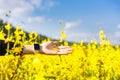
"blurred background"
0,0,120,44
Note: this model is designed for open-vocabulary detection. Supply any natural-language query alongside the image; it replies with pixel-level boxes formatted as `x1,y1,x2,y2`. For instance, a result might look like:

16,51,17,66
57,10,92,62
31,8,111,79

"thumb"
51,41,59,45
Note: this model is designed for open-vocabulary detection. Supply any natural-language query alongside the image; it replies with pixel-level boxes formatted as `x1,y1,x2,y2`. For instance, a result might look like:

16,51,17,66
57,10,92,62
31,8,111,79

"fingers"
46,41,58,49
51,41,59,45
58,46,70,48
43,41,73,55
60,47,73,51
47,41,59,47
58,46,72,50
56,47,73,54
44,48,73,55
54,46,73,54
56,50,72,54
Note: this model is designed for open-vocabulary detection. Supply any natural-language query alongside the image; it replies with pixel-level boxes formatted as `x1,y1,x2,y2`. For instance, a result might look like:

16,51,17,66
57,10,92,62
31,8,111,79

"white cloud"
0,0,56,27
30,0,42,7
66,32,91,42
64,20,81,29
27,16,45,23
65,31,101,42
117,24,120,29
67,32,88,38
0,0,34,17
28,0,57,10
115,31,120,37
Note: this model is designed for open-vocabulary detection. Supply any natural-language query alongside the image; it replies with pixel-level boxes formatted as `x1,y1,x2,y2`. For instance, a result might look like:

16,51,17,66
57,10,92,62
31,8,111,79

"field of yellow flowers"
0,24,120,80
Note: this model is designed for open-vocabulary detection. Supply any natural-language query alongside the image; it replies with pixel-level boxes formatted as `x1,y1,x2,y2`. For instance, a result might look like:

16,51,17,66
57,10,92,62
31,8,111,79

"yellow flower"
5,24,12,30
33,57,39,64
13,47,21,55
64,41,68,46
29,32,38,39
0,30,6,40
16,25,21,30
60,30,67,42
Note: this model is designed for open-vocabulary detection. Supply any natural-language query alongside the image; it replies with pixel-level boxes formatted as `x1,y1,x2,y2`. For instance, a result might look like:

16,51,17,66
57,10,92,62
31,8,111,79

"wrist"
22,44,44,55
34,44,40,53
38,44,44,54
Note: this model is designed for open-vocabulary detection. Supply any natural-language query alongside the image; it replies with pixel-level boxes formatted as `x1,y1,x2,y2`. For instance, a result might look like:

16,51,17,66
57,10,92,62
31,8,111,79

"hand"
40,41,73,55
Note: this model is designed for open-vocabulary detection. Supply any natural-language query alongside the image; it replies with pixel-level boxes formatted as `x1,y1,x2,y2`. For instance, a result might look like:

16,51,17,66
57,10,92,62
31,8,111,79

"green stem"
6,30,10,55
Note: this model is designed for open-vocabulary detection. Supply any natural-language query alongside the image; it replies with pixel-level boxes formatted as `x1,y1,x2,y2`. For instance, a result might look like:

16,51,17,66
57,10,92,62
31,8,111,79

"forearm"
22,45,35,55
0,40,42,56
22,44,43,55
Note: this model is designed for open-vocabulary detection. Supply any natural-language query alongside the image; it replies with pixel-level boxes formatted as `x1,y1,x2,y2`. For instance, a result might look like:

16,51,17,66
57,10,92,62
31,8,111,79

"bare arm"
22,41,73,55
0,40,72,56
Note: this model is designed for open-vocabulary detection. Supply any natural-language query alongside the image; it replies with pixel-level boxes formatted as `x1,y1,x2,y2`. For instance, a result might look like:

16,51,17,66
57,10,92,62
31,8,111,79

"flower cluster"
0,24,120,80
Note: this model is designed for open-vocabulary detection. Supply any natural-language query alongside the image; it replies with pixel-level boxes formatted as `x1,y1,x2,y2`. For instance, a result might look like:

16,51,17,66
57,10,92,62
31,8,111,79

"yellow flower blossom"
5,24,12,30
0,24,120,80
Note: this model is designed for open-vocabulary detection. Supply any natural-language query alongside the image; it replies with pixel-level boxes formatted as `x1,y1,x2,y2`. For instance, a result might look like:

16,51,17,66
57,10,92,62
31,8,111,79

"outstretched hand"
40,41,73,55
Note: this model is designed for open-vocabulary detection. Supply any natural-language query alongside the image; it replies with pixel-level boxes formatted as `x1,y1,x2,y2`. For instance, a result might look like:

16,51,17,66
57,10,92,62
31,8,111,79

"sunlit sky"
0,0,120,44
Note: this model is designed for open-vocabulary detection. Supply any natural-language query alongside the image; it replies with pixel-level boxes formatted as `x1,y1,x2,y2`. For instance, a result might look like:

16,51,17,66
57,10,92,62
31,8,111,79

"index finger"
58,46,71,49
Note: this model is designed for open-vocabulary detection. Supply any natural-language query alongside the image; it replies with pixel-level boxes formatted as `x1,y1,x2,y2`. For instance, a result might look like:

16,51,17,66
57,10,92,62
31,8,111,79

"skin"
23,41,73,55
40,41,73,55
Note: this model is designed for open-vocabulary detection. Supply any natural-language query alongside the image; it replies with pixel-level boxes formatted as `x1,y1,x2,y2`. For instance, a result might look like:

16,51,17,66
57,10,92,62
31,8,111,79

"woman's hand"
40,41,73,55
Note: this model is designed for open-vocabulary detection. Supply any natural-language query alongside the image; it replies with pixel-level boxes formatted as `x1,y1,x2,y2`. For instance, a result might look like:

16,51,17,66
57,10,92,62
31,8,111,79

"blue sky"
0,0,120,44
